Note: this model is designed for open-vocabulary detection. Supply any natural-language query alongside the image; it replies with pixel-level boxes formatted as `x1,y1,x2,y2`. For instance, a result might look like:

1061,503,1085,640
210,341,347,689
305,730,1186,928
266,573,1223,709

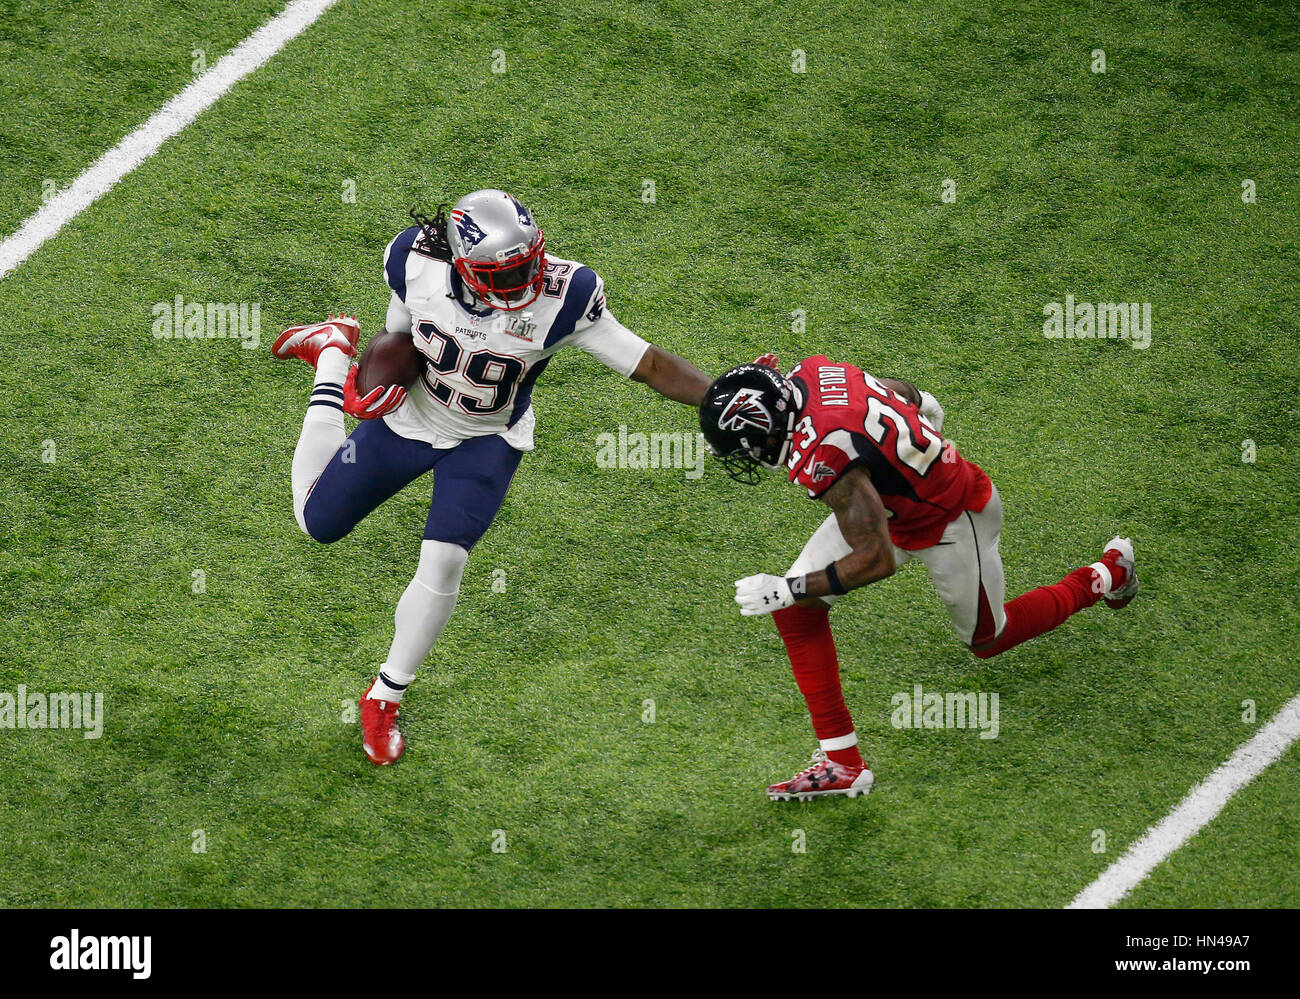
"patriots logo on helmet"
451,210,488,249
507,194,533,227
718,388,774,434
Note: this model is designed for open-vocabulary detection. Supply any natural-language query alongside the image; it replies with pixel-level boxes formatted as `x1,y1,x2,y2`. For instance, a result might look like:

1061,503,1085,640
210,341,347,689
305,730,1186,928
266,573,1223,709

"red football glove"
754,352,780,371
343,364,407,419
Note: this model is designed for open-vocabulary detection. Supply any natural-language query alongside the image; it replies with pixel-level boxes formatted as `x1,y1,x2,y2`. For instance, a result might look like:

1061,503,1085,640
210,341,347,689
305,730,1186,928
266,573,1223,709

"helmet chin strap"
449,267,478,307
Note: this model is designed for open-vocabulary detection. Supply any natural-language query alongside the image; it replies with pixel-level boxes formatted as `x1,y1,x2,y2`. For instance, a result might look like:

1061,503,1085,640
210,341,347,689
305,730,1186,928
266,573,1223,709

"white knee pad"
414,540,469,595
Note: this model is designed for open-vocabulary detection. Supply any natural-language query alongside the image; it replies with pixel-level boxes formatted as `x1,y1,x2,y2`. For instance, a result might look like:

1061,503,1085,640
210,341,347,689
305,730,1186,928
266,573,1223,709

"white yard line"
1068,693,1300,908
0,0,338,282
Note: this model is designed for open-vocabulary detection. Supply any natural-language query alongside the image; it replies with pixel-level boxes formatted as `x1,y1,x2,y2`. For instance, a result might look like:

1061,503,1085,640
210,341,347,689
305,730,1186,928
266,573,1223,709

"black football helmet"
699,364,797,483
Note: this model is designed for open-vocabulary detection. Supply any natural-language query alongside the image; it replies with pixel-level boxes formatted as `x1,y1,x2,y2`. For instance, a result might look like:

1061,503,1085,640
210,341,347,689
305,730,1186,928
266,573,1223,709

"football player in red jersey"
699,355,1137,801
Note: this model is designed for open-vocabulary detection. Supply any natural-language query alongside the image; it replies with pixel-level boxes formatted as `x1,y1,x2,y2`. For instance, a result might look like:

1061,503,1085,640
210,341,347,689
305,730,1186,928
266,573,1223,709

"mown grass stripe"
1069,694,1300,909
0,0,338,281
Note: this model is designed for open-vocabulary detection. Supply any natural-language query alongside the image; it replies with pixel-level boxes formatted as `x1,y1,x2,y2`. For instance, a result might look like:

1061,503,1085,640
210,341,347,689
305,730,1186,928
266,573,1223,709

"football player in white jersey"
272,189,709,764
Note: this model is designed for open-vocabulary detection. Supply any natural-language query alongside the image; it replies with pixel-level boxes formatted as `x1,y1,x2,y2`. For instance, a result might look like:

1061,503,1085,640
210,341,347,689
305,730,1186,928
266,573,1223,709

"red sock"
973,553,1124,659
772,604,863,768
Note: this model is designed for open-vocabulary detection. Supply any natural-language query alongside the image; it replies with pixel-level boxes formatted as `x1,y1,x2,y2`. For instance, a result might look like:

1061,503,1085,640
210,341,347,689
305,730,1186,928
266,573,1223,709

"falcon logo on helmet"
719,388,774,434
699,363,799,484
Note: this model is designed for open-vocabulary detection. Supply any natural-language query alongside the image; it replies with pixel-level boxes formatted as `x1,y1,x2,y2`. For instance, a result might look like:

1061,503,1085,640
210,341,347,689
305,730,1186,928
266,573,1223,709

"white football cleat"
1102,536,1138,609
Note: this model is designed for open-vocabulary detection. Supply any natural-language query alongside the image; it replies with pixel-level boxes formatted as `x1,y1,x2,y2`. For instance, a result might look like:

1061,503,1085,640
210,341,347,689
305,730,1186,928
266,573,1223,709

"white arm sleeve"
565,310,650,377
385,291,412,334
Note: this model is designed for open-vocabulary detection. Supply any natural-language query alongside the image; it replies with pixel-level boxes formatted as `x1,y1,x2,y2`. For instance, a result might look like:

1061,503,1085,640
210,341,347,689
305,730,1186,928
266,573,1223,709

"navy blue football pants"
302,418,523,550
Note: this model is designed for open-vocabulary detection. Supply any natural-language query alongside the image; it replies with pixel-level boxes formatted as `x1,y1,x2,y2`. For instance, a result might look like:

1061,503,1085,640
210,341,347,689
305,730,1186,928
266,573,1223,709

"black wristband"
786,574,809,599
825,561,848,596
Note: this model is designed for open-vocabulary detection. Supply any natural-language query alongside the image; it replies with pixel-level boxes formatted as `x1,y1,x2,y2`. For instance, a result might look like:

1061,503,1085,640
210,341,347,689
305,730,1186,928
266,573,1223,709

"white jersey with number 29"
379,225,651,451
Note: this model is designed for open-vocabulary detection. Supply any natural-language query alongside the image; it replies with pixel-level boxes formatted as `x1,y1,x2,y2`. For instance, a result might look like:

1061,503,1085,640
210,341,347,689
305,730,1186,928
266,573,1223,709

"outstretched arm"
630,344,711,406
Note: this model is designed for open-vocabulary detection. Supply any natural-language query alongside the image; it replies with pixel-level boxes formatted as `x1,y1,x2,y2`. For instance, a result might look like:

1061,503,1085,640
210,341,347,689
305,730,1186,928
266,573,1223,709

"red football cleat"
766,749,874,801
359,679,404,766
272,314,360,368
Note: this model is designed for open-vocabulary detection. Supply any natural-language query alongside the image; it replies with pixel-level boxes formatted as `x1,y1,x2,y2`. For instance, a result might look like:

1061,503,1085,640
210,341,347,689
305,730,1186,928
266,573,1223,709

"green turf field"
1,0,1297,908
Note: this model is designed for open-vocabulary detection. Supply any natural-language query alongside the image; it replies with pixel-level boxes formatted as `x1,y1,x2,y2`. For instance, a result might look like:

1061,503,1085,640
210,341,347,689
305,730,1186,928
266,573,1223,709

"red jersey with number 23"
786,356,993,550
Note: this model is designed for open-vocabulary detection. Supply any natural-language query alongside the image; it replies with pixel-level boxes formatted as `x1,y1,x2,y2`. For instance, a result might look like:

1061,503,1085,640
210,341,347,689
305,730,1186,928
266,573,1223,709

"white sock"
291,347,351,533
370,671,410,702
366,541,470,702
819,732,858,752
1088,561,1114,595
